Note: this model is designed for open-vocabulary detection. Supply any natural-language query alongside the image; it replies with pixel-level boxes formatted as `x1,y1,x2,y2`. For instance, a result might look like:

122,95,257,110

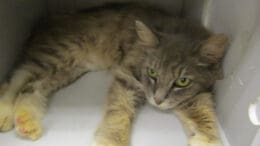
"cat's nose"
154,97,163,105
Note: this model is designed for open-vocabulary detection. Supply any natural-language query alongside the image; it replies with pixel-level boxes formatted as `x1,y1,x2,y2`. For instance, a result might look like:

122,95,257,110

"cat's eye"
175,78,191,87
147,68,157,79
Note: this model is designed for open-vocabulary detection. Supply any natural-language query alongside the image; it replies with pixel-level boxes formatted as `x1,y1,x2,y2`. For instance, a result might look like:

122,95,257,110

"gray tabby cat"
0,3,228,146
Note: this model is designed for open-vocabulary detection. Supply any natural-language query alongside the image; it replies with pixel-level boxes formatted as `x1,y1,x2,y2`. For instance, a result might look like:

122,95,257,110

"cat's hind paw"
0,102,14,132
15,108,42,140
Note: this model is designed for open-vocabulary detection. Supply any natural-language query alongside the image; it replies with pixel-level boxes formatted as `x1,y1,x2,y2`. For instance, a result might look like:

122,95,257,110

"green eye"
175,78,191,87
147,68,157,78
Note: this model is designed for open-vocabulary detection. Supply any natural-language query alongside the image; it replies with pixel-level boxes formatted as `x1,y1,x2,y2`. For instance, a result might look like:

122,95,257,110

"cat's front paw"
15,108,42,140
189,134,223,146
92,137,119,146
0,101,14,132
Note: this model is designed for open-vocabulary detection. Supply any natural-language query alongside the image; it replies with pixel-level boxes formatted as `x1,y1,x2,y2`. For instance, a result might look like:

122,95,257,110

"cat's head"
134,20,229,110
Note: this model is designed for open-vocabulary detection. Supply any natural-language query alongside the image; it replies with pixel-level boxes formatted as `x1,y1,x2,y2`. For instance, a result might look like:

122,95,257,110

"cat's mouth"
147,97,177,110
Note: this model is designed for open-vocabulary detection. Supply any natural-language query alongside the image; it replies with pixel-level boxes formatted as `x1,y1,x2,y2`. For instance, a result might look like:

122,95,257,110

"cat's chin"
155,105,175,111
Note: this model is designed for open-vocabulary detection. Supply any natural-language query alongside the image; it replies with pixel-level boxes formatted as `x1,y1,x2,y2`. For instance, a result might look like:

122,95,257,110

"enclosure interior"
0,0,260,146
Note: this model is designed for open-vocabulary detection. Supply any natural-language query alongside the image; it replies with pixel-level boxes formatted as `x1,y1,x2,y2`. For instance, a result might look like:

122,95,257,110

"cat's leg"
92,79,145,146
0,69,34,132
13,67,87,140
175,93,222,146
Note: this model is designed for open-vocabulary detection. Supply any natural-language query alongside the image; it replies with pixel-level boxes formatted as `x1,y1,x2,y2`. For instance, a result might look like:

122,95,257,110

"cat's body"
0,3,228,146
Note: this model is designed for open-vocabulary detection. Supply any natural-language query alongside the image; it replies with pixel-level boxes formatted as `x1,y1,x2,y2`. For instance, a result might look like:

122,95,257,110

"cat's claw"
0,101,14,132
15,108,42,140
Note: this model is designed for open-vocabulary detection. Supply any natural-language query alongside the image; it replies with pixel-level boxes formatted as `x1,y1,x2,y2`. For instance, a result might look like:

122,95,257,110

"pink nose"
154,97,163,105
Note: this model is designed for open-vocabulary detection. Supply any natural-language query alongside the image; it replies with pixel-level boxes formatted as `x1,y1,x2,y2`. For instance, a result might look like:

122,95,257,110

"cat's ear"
135,20,159,47
199,34,229,64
